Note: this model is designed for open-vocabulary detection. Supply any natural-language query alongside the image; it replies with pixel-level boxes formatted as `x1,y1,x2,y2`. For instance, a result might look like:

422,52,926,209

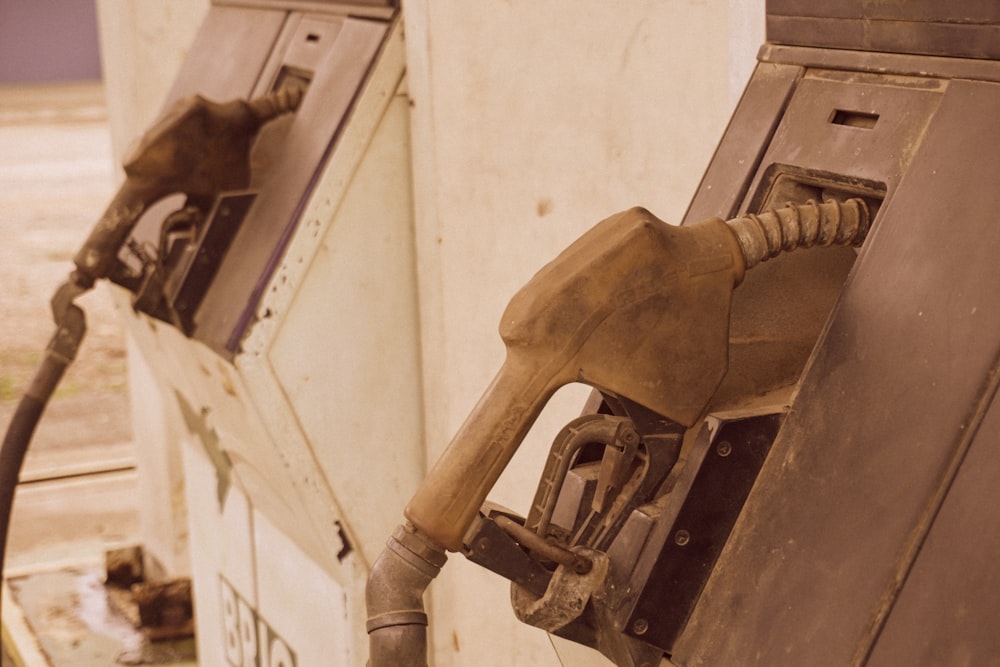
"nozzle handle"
405,354,562,551
72,178,157,286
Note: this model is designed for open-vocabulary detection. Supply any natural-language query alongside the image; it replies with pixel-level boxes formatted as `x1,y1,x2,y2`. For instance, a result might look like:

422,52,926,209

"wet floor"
6,568,195,666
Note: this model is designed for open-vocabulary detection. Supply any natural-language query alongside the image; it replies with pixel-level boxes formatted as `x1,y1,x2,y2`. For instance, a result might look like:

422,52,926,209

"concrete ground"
0,82,194,666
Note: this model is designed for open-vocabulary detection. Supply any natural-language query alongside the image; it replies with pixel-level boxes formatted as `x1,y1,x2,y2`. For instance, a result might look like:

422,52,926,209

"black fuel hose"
0,284,86,620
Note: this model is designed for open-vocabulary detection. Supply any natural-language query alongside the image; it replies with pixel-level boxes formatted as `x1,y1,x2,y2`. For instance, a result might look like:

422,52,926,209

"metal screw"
716,440,732,457
674,529,691,546
632,618,649,635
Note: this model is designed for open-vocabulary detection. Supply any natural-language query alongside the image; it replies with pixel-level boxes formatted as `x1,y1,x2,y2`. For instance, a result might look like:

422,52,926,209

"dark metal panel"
767,15,1000,61
867,384,1000,666
759,44,1000,85
622,414,783,651
740,70,946,212
766,0,1000,60
767,0,1000,23
672,78,1000,666
168,192,259,331
683,62,801,225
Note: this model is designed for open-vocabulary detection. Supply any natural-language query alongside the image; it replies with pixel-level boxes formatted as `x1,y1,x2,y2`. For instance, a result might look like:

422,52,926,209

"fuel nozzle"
367,198,870,666
72,85,304,288
404,198,870,552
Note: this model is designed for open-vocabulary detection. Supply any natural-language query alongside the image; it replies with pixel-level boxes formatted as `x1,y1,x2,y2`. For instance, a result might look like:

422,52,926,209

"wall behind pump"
402,2,763,665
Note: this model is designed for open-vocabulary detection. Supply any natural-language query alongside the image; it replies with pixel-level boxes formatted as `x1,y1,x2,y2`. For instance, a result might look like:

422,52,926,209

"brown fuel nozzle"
368,199,870,665
404,197,871,552
405,208,747,551
71,86,304,288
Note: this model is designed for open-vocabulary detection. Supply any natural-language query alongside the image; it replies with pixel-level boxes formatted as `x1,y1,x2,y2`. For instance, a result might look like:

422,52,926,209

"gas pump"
369,2,1000,666
3,2,419,665
104,5,418,665
0,83,302,609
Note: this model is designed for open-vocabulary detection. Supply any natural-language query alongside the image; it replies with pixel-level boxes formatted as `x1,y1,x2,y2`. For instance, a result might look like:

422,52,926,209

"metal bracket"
463,510,553,598
614,412,784,651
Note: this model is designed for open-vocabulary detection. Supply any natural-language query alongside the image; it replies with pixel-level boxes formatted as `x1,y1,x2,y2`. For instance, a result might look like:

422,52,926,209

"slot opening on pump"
706,166,886,417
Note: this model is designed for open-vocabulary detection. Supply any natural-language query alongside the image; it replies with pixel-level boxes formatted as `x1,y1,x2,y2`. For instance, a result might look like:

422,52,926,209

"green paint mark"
174,391,232,508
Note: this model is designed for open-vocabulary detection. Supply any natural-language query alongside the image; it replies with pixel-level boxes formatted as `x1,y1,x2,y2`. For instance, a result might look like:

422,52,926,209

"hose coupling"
367,523,447,667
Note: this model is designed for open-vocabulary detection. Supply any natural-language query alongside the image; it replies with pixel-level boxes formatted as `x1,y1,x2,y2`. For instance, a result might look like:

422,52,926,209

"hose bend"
0,283,87,619
727,197,872,271
367,523,447,666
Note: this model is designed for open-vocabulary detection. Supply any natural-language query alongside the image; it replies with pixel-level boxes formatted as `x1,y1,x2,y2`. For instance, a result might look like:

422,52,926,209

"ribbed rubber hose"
726,197,872,270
